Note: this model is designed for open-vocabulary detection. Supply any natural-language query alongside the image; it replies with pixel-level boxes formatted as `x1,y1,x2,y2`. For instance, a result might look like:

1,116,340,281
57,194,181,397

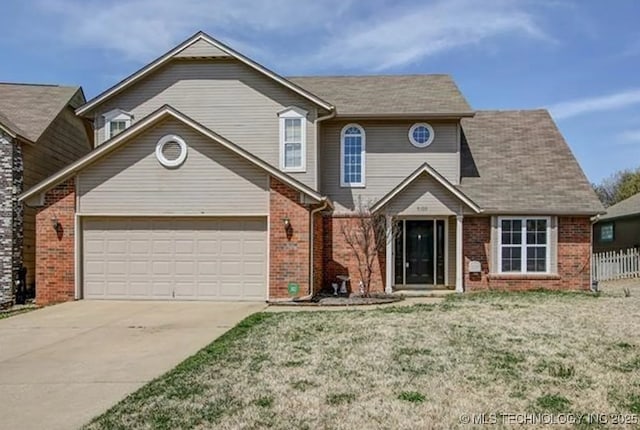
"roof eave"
334,111,476,120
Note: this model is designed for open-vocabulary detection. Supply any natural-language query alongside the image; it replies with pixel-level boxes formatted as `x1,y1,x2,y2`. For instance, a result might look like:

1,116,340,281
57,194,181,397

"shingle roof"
288,75,472,117
458,110,604,215
0,83,82,142
599,192,640,220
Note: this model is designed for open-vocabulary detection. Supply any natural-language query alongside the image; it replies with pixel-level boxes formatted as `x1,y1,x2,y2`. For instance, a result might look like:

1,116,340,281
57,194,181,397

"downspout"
298,108,336,300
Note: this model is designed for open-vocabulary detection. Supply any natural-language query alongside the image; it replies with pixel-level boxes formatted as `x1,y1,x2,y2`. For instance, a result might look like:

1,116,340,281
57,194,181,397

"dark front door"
405,221,434,284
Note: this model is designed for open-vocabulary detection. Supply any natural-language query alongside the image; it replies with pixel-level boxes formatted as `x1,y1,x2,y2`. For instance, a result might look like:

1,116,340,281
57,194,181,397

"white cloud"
549,89,640,120
36,0,549,70
311,0,551,71
618,129,640,144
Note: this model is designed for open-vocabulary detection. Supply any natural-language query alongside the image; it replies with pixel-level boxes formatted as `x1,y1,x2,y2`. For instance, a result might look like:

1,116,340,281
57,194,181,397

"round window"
155,134,187,168
408,123,435,148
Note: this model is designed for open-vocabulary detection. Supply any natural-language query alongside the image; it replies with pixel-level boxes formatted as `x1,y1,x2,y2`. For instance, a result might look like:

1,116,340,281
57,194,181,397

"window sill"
488,273,561,281
282,168,306,173
340,184,366,189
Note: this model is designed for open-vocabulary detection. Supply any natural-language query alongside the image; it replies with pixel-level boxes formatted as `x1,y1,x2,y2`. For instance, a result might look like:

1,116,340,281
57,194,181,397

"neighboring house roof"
19,105,328,205
0,83,83,142
289,75,473,117
371,162,481,213
76,32,334,116
599,192,640,221
459,110,605,215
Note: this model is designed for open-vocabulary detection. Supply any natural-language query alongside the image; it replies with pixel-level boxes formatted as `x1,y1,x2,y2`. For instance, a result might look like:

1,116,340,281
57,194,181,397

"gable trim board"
371,162,482,214
76,32,334,116
19,105,329,206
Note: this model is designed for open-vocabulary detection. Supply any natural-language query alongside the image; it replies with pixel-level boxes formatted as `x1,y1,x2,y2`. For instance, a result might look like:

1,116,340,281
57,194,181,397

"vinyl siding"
319,120,460,213
22,106,92,288
593,216,640,253
78,118,268,214
92,59,318,188
174,39,230,58
381,174,462,216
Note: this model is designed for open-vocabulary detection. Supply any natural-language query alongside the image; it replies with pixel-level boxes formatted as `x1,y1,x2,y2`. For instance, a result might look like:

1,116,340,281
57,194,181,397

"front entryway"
394,219,447,287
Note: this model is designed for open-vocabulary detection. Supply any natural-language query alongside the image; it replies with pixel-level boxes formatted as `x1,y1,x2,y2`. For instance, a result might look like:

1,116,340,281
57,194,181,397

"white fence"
592,248,640,282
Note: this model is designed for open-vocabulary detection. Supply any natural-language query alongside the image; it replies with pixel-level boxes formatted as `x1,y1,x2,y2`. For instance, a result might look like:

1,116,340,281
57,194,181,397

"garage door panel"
83,217,266,300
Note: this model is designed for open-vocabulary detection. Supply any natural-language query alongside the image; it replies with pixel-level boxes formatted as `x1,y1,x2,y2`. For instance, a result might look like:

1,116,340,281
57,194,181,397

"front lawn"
85,285,640,429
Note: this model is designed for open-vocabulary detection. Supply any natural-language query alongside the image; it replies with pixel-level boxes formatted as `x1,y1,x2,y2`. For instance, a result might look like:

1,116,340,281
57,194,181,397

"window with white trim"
103,109,133,140
599,222,614,242
340,124,365,187
278,107,307,172
498,217,550,273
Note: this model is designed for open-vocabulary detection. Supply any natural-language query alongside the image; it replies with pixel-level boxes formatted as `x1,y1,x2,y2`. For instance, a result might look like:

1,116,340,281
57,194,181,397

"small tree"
593,166,640,207
340,199,398,296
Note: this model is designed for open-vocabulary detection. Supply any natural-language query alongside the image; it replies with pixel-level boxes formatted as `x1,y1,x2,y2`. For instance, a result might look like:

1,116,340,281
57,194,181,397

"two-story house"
20,32,604,304
0,83,92,306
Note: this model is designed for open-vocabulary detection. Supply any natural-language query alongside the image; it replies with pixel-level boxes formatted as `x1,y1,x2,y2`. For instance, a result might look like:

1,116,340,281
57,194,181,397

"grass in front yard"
85,285,640,430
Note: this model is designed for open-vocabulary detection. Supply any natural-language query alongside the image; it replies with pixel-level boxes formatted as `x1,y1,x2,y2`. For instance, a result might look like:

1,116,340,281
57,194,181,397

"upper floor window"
408,123,435,148
278,107,307,172
498,217,550,274
341,124,366,187
103,109,133,140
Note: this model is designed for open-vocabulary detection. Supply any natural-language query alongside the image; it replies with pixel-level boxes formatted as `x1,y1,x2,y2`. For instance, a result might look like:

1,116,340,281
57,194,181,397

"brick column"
35,179,76,305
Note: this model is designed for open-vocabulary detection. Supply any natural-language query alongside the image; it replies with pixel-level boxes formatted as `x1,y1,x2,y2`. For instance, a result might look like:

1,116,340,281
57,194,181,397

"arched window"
340,124,365,187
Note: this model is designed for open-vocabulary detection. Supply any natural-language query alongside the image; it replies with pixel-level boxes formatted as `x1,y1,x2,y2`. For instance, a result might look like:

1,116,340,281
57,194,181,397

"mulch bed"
269,293,404,306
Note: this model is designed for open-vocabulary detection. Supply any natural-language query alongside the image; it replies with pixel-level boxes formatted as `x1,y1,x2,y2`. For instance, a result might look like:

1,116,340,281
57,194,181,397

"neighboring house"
19,32,604,305
0,83,92,306
593,192,640,253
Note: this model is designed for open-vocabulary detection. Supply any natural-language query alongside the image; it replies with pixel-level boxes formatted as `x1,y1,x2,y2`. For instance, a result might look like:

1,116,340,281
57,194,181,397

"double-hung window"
340,124,365,187
498,217,550,273
103,109,133,141
279,107,307,172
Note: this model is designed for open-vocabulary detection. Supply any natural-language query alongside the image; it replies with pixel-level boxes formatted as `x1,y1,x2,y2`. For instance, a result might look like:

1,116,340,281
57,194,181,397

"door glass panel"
436,220,445,285
394,221,404,285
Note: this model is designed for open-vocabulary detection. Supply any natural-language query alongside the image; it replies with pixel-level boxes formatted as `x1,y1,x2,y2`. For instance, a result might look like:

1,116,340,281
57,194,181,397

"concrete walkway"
0,300,265,430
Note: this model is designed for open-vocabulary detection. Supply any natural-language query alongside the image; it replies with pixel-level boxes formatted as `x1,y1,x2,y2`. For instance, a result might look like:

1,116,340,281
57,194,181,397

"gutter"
301,199,330,300
313,108,336,190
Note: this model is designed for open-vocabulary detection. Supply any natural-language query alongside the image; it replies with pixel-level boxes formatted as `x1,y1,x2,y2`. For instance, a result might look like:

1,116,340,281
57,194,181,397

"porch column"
385,215,393,293
456,214,464,293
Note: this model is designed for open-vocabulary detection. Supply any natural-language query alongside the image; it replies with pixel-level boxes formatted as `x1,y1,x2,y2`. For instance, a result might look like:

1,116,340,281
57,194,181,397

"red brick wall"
322,215,386,294
269,178,310,299
313,211,324,294
35,179,76,305
463,216,592,291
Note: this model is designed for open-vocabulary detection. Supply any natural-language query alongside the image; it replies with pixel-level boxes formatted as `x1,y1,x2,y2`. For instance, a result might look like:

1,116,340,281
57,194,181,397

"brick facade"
322,215,386,294
0,130,23,307
35,179,75,305
463,216,592,291
268,178,311,300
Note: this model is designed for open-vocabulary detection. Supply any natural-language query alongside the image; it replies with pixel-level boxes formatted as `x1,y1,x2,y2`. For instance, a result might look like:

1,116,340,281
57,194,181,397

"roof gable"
20,106,327,205
77,32,333,116
0,83,83,142
371,162,481,213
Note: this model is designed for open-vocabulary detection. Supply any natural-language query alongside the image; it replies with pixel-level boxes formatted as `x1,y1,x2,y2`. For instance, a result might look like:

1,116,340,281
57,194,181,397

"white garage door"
82,217,267,300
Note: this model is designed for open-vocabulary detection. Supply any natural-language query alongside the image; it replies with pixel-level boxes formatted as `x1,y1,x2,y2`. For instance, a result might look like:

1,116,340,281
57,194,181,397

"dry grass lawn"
85,281,640,429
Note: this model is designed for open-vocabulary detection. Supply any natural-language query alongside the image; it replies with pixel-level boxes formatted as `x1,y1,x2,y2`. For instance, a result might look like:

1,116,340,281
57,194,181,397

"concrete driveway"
0,300,265,430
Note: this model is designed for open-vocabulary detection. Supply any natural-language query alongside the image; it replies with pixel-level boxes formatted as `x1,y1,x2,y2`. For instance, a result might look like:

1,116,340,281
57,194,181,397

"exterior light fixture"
283,217,290,228
51,216,60,231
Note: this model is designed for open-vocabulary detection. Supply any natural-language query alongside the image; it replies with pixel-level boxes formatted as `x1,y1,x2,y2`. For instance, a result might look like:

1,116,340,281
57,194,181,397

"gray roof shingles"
0,83,81,142
289,75,472,116
599,192,640,220
458,110,604,215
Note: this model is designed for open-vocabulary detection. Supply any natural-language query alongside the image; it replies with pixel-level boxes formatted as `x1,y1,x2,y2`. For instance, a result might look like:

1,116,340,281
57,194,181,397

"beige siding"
448,217,456,287
22,106,91,288
93,60,318,188
174,39,230,58
381,174,463,216
319,119,460,213
78,118,268,215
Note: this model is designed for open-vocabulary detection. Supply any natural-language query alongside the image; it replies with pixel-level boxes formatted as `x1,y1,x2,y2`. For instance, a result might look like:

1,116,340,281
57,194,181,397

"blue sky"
1,0,638,183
